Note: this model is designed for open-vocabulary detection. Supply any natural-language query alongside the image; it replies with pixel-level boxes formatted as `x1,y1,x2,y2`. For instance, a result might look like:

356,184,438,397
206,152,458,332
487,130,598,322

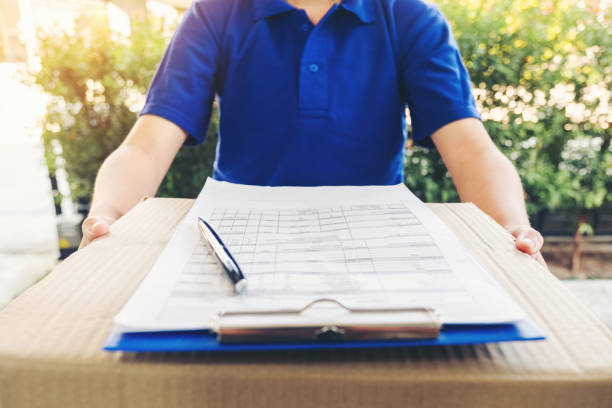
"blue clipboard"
104,320,545,352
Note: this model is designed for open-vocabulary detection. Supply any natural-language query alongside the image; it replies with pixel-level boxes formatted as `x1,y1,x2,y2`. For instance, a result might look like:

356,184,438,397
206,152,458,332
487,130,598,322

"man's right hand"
79,215,117,249
76,115,187,250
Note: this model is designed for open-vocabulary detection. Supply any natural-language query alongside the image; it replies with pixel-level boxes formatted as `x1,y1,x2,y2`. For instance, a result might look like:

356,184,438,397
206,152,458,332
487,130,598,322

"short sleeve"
398,3,480,148
140,3,220,145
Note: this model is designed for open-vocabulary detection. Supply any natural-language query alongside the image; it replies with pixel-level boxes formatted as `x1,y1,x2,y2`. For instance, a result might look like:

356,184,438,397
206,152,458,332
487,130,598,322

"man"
79,0,545,264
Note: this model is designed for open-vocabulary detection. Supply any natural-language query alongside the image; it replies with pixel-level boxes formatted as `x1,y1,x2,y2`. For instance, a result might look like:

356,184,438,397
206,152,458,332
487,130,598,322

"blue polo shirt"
141,0,480,186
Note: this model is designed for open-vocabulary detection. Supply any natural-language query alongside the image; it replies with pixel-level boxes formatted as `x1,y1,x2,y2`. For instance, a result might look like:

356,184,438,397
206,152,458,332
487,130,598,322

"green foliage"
404,145,459,203
157,110,218,198
31,10,217,201
406,0,611,220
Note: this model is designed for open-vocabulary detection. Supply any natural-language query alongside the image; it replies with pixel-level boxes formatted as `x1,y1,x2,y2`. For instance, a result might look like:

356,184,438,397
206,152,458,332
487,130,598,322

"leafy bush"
156,112,218,198
407,0,611,224
31,10,217,202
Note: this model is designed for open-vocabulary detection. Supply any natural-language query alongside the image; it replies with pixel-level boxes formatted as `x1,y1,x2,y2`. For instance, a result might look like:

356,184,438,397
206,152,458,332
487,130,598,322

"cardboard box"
1,198,611,407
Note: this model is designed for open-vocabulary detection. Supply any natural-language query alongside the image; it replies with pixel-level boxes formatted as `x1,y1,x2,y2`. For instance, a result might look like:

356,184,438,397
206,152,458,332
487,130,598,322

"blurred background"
0,0,610,323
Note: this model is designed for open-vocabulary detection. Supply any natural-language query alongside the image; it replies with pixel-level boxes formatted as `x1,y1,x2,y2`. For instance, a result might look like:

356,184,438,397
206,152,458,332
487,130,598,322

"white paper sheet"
114,179,526,332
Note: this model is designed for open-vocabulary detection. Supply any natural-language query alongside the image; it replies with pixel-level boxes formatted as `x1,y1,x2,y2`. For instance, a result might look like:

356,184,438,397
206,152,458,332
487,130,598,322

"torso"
142,0,478,186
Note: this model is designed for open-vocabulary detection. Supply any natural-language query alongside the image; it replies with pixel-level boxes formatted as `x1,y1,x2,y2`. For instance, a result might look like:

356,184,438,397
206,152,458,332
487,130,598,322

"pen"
197,217,248,294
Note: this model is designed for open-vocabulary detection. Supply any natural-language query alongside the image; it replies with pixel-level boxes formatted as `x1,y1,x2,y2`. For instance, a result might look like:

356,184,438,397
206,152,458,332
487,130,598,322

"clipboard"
105,181,547,353
214,298,442,343
104,298,544,352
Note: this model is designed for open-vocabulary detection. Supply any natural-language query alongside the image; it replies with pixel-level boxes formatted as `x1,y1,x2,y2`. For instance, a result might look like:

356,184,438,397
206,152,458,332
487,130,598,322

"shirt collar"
340,0,375,23
252,0,375,24
252,0,295,21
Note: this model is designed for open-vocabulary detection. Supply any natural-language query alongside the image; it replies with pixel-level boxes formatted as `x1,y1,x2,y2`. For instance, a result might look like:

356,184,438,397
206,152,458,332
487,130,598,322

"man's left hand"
507,225,546,267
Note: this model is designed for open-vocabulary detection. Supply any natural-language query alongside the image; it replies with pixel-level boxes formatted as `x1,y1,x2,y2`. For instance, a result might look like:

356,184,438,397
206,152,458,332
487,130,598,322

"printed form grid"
169,203,461,303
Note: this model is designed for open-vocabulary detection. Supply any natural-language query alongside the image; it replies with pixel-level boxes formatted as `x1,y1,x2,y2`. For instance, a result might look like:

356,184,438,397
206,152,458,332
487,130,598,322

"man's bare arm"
431,118,545,264
79,115,187,248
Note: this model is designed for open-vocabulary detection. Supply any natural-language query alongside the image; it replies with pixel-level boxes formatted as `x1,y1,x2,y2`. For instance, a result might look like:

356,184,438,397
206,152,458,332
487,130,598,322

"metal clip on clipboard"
213,298,442,344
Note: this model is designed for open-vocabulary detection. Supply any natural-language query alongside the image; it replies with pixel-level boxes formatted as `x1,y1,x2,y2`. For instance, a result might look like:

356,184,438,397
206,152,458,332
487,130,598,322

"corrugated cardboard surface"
1,198,611,408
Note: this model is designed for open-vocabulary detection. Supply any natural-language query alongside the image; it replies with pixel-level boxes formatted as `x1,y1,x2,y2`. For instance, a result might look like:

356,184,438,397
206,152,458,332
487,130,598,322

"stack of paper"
113,179,531,336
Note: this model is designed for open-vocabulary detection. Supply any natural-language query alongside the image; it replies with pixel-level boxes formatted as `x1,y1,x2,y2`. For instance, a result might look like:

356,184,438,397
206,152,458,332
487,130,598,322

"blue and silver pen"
197,217,247,294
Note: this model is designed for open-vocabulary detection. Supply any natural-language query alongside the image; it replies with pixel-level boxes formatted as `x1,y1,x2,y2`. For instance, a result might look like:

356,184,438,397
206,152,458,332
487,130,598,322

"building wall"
0,0,26,62
112,0,146,17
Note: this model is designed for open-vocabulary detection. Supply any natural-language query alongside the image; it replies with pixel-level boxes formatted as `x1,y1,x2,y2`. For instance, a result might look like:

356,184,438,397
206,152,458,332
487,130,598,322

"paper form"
114,179,526,332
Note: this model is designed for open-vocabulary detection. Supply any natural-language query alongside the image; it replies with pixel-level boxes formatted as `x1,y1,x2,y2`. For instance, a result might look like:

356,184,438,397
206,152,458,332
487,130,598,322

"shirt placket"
298,6,337,114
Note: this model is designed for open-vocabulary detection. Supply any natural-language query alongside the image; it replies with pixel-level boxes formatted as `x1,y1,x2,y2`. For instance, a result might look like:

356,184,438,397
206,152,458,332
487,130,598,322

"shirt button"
309,64,319,72
301,23,309,32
